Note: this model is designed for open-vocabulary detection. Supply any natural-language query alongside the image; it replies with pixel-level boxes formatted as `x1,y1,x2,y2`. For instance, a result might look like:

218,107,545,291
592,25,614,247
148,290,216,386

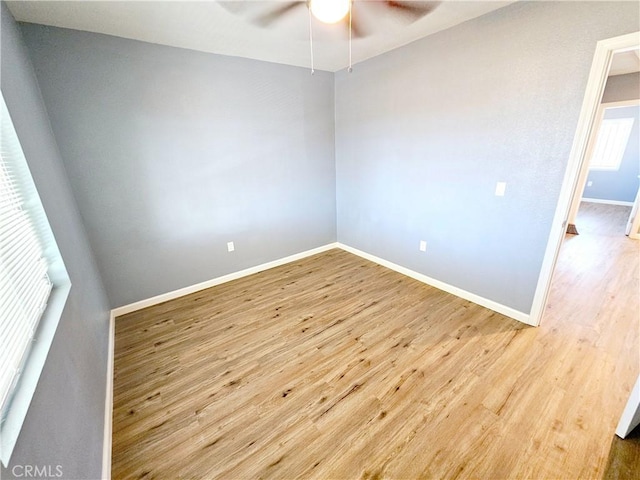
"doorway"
532,32,640,439
529,31,640,326
567,100,640,238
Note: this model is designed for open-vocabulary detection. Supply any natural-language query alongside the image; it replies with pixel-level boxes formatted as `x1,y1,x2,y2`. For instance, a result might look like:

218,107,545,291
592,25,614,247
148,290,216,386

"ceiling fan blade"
344,10,368,38
385,1,440,21
253,2,304,27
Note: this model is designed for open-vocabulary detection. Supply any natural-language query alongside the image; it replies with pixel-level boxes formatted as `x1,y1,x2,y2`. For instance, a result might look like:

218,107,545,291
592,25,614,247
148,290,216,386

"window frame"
0,92,71,467
588,115,635,171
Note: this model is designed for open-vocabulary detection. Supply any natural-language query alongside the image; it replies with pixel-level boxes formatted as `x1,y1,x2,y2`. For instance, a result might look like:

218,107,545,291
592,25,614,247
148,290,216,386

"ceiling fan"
220,1,440,72
246,1,440,37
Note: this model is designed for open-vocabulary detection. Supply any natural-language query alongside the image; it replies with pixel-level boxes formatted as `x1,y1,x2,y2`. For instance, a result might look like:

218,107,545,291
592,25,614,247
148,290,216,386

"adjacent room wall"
20,25,337,308
602,72,640,103
335,1,639,314
584,105,640,203
1,3,110,479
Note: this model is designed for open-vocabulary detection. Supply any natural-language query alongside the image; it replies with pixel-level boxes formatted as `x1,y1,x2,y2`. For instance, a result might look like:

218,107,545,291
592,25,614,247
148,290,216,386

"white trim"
616,374,640,439
570,98,640,224
629,196,640,240
337,243,533,326
101,312,115,480
113,240,531,324
112,243,339,317
581,198,634,207
599,99,640,110
102,239,533,476
0,282,71,467
567,102,608,225
105,243,337,474
529,31,640,327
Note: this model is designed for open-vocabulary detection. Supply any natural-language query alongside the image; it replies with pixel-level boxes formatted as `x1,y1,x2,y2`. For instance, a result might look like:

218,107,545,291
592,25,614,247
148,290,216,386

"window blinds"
589,117,635,170
0,99,53,413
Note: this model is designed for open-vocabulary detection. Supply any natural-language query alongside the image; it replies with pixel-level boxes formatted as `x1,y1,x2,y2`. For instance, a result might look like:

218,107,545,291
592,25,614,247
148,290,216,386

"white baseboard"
102,240,534,474
582,198,634,207
104,243,339,475
112,239,534,324
102,312,115,480
337,243,533,326
111,243,339,318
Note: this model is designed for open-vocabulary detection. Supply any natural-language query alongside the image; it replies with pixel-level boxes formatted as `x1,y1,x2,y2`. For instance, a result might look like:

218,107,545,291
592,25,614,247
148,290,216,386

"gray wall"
584,106,640,202
1,3,110,479
20,25,337,308
335,1,640,314
602,72,640,103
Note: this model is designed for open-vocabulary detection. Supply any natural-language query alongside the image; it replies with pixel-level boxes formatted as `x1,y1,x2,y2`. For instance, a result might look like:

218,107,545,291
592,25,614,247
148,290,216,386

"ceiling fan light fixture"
309,0,350,24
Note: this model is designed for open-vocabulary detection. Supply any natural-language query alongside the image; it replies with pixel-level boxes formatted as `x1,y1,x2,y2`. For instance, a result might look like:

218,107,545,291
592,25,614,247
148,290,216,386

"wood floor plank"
112,202,639,479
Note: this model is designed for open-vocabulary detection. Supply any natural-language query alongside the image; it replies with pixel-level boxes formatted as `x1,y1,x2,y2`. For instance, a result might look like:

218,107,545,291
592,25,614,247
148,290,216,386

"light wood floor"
113,202,639,479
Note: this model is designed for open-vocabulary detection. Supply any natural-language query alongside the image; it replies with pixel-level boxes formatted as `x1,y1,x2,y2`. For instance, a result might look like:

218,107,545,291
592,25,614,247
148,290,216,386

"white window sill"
1,281,71,467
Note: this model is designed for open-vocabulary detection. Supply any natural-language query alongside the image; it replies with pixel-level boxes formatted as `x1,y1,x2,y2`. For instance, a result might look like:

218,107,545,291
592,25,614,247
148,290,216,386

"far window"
589,117,635,171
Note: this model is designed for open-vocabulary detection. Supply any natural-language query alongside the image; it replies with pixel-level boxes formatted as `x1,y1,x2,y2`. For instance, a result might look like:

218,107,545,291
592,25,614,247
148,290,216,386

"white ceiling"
6,1,516,72
609,49,640,76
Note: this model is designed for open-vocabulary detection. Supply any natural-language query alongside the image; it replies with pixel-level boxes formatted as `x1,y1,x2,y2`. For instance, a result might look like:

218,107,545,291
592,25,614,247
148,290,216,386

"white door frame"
627,186,640,238
567,98,640,228
617,374,640,438
529,31,640,326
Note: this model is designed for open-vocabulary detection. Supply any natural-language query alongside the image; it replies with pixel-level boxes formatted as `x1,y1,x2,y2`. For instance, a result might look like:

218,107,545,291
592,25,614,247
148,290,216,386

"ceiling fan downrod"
348,0,353,73
308,6,315,75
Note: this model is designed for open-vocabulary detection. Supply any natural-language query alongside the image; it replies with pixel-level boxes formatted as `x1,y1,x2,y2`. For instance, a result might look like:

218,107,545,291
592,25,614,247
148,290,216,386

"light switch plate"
495,182,506,196
227,241,235,252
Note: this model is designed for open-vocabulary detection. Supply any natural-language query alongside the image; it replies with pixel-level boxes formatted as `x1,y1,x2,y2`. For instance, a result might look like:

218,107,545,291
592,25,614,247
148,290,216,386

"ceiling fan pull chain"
348,0,353,73
308,7,315,75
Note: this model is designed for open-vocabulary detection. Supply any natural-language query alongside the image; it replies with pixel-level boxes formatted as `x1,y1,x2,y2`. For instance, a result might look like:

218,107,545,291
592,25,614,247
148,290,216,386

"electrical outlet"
587,181,593,187
227,241,235,252
419,240,427,252
495,182,506,196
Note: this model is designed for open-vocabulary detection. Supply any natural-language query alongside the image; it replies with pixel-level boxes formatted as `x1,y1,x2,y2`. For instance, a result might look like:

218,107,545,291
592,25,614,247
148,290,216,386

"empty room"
1,1,639,479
